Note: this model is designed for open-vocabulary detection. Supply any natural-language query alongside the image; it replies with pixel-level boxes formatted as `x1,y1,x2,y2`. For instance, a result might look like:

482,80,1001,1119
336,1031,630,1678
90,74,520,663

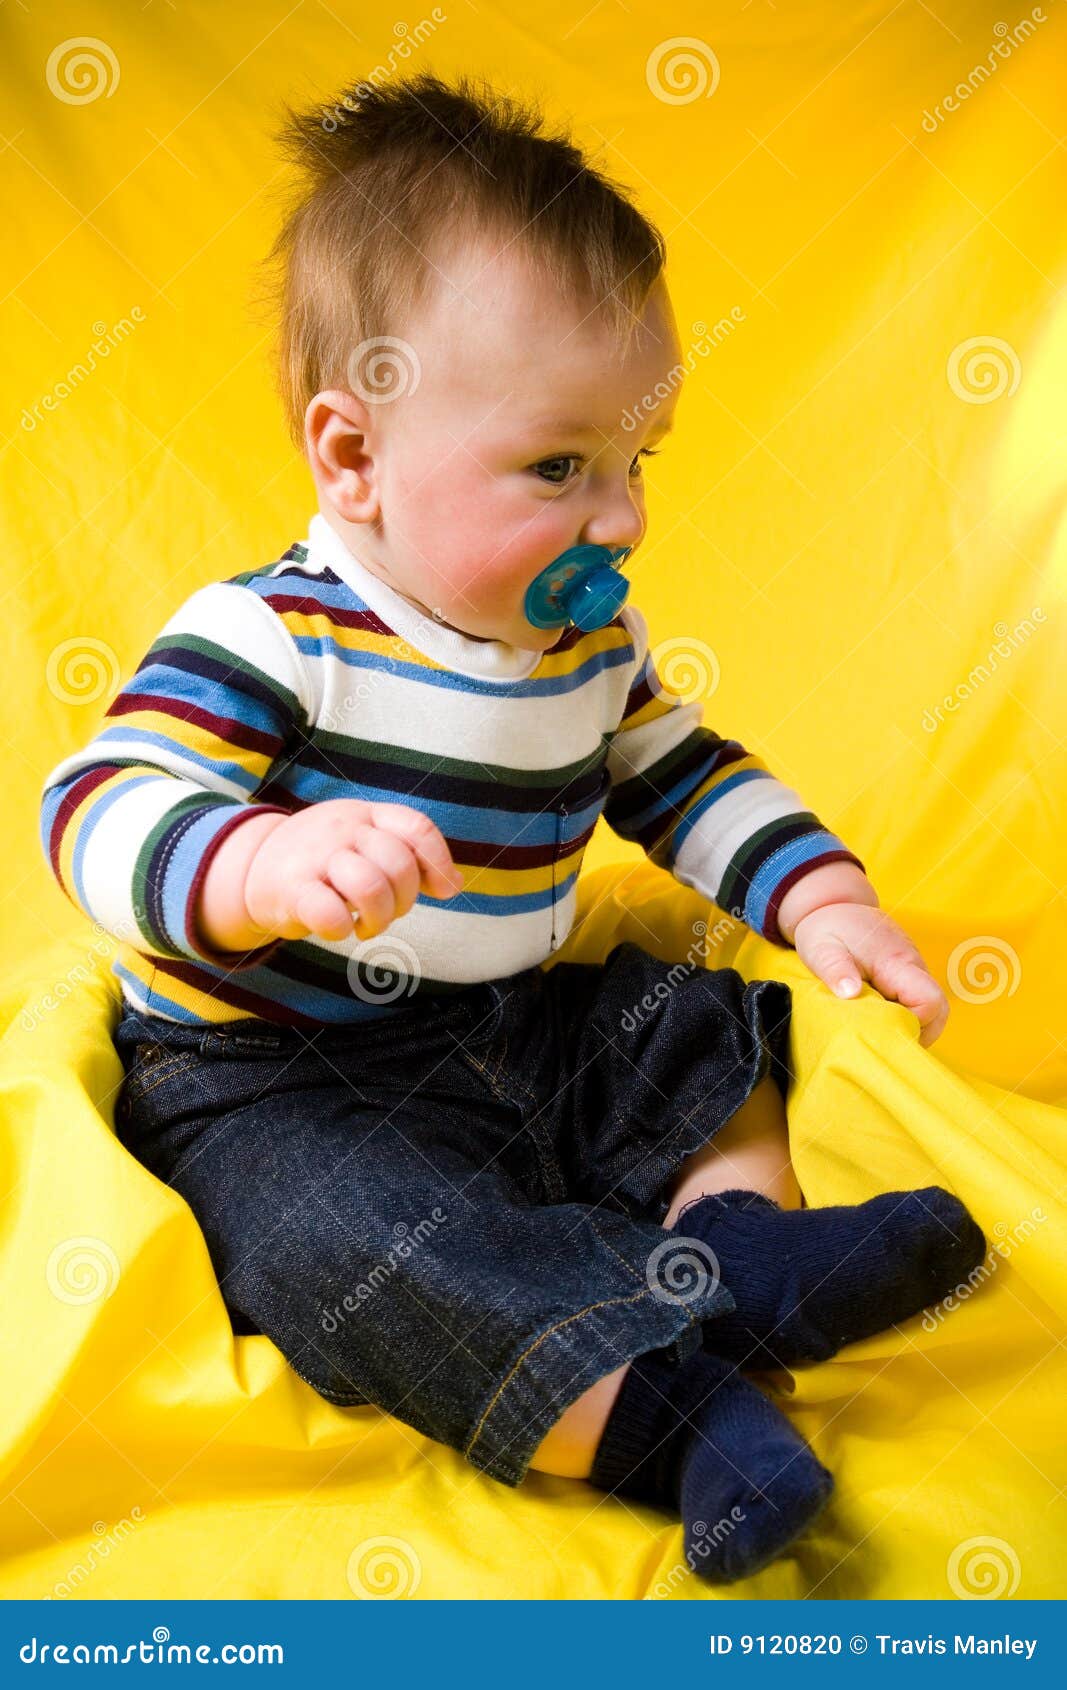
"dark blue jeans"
112,940,793,1486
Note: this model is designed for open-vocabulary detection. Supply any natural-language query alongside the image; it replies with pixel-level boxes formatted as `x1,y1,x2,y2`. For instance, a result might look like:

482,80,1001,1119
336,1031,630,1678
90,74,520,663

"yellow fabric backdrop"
2,0,1064,1599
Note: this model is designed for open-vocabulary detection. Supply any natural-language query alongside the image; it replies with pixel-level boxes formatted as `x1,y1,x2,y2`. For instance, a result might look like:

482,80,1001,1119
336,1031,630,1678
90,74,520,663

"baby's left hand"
791,901,950,1047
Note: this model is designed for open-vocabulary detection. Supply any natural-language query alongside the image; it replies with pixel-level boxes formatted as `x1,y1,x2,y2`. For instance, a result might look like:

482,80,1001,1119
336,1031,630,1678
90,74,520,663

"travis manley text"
876,1636,1037,1658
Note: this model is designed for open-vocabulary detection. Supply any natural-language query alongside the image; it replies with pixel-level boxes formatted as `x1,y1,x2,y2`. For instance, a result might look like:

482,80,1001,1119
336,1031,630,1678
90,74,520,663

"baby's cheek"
448,555,516,616
410,473,568,614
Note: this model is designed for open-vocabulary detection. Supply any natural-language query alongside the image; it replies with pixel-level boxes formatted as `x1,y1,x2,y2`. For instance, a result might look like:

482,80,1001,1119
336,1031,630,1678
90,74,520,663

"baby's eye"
532,455,583,486
532,447,661,487
629,447,660,478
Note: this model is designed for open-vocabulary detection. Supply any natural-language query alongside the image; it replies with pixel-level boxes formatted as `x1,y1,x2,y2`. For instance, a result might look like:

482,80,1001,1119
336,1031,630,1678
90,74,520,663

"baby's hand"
792,902,950,1047
242,798,464,945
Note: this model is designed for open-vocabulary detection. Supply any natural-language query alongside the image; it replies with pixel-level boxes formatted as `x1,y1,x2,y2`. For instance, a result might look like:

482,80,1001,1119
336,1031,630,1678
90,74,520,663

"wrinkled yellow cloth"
1,867,1063,1598
4,0,1065,1601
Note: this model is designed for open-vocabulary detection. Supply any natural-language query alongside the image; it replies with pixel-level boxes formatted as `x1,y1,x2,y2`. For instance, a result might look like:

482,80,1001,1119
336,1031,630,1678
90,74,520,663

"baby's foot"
589,1344,833,1584
677,1185,986,1368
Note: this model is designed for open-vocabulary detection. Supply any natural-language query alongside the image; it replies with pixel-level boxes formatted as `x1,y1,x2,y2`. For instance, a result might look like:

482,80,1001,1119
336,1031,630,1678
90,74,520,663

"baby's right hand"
242,799,464,944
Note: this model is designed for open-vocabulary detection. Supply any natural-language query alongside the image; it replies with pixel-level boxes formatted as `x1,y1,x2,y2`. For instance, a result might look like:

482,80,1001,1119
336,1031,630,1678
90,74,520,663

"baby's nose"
580,507,645,555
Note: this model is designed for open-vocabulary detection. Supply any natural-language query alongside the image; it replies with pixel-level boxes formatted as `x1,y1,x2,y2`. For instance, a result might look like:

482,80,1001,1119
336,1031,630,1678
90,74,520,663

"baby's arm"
39,581,305,967
195,799,463,953
778,858,949,1040
602,603,867,946
39,578,464,963
776,859,880,943
601,604,947,1040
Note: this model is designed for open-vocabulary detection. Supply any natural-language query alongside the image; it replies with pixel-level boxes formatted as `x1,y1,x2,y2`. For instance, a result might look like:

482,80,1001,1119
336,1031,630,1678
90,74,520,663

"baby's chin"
437,609,566,651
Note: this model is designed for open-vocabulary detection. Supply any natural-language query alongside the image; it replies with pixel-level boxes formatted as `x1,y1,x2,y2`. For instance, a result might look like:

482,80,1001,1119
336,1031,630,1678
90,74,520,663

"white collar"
304,512,546,682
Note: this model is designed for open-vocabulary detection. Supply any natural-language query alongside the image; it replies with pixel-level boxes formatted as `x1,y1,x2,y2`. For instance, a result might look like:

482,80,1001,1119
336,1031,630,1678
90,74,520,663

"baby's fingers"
292,877,359,943
327,830,418,938
872,955,950,1047
796,929,864,999
367,802,465,898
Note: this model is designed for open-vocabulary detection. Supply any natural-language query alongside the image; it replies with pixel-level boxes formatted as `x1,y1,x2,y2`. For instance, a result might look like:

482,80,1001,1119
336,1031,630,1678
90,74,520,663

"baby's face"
311,240,684,649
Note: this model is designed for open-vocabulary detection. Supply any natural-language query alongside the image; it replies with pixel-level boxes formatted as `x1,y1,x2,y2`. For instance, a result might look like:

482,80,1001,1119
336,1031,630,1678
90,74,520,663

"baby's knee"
664,1078,802,1220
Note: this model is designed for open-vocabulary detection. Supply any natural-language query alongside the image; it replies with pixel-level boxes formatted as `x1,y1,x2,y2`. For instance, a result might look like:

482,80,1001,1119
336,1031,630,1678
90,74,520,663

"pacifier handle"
524,544,633,632
568,565,630,631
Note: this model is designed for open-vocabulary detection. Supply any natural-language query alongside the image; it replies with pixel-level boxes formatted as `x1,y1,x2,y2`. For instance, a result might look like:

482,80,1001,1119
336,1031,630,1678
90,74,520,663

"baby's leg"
530,1076,986,1477
116,1010,746,1498
529,1078,838,1583
659,1072,802,1217
529,1073,796,1478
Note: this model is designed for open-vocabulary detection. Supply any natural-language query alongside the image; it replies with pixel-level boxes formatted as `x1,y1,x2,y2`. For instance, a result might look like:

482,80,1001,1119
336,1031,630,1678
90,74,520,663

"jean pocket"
116,1038,246,1134
119,1043,201,1108
116,1042,257,1183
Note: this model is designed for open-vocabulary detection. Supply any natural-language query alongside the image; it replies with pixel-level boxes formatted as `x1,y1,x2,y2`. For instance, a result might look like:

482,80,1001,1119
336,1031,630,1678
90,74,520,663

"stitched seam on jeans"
587,1216,646,1285
453,1033,525,1116
457,989,504,1056
484,1026,510,1094
483,1028,541,1122
288,1355,366,1405
484,1024,538,1116
451,1034,561,1201
454,1044,509,1107
126,1055,199,1100
487,1029,564,1198
464,1284,658,1461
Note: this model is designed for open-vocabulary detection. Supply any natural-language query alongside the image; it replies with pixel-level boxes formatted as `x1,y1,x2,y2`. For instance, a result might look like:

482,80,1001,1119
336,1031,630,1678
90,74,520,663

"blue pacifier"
523,544,633,632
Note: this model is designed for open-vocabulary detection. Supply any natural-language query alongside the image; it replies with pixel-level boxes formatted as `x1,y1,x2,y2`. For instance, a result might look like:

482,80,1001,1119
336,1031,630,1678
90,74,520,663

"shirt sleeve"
601,603,866,946
38,580,311,971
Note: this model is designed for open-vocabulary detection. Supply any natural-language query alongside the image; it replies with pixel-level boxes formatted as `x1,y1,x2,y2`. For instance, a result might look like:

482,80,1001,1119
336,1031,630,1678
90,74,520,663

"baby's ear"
305,391,381,523
305,387,369,452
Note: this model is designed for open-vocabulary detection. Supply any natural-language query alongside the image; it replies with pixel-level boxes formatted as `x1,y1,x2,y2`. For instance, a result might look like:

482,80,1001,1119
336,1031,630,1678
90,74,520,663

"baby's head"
262,73,683,649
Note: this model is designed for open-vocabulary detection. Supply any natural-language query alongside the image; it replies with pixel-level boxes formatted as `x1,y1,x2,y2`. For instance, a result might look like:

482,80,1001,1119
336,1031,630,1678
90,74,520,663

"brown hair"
255,70,667,451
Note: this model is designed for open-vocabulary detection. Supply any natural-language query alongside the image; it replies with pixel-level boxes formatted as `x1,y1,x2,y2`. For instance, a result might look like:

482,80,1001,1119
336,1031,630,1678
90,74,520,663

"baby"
39,72,985,1584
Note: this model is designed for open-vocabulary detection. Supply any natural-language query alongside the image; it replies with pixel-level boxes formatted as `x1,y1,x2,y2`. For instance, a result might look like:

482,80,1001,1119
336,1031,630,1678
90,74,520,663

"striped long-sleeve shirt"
39,512,865,1027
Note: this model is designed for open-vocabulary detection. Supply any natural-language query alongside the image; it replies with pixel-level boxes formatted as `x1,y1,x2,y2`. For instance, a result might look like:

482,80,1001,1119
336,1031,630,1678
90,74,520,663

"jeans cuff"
461,1270,732,1488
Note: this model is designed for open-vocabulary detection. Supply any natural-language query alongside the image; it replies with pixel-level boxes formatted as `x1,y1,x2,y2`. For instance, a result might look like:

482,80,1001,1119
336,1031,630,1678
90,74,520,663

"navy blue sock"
676,1184,986,1368
589,1344,833,1585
